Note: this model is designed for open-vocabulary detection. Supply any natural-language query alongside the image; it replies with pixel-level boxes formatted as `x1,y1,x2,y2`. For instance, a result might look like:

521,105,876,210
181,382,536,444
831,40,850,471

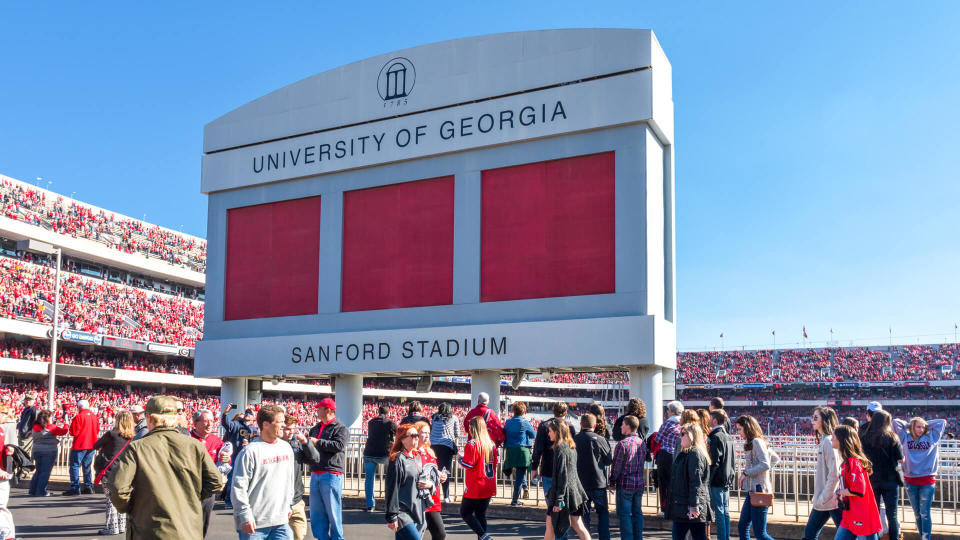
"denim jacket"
504,416,536,448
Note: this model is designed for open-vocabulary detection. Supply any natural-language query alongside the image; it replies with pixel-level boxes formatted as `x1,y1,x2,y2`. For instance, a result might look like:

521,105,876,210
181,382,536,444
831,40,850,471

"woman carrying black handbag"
861,410,904,540
668,423,712,540
93,410,135,536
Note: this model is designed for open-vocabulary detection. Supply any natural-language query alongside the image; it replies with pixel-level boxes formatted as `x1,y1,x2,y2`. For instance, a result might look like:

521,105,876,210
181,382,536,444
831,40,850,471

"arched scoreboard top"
197,29,676,379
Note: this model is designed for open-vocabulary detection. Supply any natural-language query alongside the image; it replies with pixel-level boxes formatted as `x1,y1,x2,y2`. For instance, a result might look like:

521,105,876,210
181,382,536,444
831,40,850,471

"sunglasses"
403,432,419,439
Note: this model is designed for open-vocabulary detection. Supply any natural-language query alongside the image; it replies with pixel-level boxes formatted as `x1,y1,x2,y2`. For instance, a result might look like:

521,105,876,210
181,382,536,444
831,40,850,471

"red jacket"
839,456,882,536
463,404,505,446
69,409,99,450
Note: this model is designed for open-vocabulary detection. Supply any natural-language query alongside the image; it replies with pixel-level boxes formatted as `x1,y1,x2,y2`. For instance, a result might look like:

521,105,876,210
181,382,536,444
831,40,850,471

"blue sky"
1,2,958,351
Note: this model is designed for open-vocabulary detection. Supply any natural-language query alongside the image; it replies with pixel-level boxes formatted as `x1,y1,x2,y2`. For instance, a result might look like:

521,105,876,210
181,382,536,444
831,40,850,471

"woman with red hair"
385,424,436,540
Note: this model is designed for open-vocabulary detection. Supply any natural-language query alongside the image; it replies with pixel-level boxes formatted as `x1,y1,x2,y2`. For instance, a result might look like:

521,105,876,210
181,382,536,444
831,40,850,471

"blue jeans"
616,488,644,540
225,465,236,506
874,480,900,540
511,466,528,504
833,525,878,540
541,477,568,540
710,487,731,540
69,449,94,491
906,483,935,540
364,456,387,509
394,522,421,540
582,488,610,540
239,524,294,539
310,473,344,540
802,508,842,540
738,493,774,540
29,452,56,496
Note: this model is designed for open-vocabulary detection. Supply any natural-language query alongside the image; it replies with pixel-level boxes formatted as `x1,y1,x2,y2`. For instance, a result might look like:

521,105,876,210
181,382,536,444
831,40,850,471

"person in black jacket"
612,398,649,442
94,410,135,536
533,403,578,540
364,405,398,512
861,410,903,540
668,424,712,540
707,410,735,540
16,393,39,456
283,415,320,540
308,397,350,540
399,401,430,426
544,419,592,540
574,413,612,540
220,403,253,509
709,397,733,435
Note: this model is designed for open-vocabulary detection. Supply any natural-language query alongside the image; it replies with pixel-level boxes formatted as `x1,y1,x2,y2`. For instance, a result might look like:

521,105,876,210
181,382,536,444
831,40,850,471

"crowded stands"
0,178,206,271
0,255,203,347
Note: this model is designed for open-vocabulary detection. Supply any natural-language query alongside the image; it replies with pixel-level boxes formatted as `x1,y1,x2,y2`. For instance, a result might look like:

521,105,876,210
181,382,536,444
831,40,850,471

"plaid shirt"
656,417,682,454
610,433,647,492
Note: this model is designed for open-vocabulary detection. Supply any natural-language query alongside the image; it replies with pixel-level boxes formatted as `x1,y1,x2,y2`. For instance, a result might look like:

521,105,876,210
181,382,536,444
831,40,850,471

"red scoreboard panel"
224,195,323,320
480,151,616,302
341,176,455,312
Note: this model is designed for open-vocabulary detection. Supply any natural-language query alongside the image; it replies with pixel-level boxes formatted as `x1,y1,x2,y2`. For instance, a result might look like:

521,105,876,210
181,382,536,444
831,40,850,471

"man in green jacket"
108,395,223,539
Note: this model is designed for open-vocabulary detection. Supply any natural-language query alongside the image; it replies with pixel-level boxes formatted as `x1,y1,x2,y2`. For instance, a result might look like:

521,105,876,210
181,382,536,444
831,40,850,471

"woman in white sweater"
736,415,779,540
802,406,841,540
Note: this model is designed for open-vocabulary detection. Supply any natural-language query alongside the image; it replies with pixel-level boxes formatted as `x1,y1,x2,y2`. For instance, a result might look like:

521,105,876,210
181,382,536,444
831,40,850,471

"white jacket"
811,434,840,511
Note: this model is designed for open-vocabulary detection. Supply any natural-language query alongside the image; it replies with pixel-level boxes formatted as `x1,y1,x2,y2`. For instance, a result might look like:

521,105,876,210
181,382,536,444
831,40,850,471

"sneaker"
365,506,375,513
522,488,529,499
443,496,452,503
657,511,665,518
61,489,80,496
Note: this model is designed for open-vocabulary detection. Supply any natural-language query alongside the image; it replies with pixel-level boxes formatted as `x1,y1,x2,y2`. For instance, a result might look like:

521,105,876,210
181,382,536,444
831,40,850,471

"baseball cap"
145,396,179,415
317,397,337,411
130,405,144,414
867,401,883,413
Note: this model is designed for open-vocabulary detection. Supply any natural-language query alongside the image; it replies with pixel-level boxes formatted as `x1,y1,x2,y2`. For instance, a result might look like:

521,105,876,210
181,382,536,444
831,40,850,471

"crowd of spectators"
0,339,192,374
0,255,203,347
680,385,960,402
0,178,206,271
678,344,960,384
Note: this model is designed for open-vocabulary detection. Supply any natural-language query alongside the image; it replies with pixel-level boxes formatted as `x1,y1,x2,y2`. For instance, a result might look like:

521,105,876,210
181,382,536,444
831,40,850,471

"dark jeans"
395,522,420,540
69,449,94,492
581,488,610,540
426,511,446,540
201,495,215,537
673,521,708,540
738,493,775,540
29,452,56,496
460,497,491,536
434,445,455,499
874,480,900,540
510,467,528,504
656,450,673,513
802,508,842,540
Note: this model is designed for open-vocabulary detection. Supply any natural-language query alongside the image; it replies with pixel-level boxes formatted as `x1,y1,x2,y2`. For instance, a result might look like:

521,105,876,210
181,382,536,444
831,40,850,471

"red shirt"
839,457,882,536
69,409,98,450
33,424,69,436
420,449,442,512
463,405,505,446
191,430,228,464
459,439,497,499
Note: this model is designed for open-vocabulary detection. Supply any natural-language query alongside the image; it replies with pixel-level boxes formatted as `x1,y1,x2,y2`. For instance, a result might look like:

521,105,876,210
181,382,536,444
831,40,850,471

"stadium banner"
904,381,930,386
195,314,671,378
867,381,898,387
740,383,767,389
147,343,181,355
102,335,149,352
61,329,102,345
834,382,859,388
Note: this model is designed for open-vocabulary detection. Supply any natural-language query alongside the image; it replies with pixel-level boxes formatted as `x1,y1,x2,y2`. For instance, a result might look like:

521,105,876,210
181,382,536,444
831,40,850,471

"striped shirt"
610,433,647,492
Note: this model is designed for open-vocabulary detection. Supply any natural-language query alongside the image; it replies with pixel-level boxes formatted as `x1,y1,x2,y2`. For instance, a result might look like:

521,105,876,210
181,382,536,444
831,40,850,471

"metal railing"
48,432,960,530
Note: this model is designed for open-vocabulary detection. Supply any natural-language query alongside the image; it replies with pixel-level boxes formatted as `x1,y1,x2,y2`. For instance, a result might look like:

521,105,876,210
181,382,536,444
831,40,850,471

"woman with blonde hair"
94,409,136,536
736,415,779,540
668,424,712,540
459,416,497,540
894,415,947,540
415,420,447,540
543,419,591,540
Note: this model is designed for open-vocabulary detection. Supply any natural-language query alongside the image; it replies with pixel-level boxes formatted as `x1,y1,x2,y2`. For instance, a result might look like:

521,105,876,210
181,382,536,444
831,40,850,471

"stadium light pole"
16,239,62,406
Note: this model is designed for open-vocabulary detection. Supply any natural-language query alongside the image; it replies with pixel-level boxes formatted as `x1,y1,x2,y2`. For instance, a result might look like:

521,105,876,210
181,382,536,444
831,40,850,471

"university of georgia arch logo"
377,57,415,106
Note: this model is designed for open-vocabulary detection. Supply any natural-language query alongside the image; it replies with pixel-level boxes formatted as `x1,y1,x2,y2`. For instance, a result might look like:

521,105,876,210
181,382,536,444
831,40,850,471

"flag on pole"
803,326,808,339
720,333,724,338
771,330,776,336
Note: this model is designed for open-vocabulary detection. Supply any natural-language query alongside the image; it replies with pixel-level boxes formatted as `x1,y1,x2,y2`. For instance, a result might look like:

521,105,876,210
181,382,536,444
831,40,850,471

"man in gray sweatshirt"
232,404,295,539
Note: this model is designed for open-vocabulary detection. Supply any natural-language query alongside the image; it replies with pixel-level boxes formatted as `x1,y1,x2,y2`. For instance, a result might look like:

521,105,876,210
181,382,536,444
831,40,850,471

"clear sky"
1,2,958,351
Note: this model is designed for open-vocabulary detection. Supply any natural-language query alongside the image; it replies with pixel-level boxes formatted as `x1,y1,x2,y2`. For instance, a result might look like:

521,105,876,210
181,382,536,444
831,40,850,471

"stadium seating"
0,255,203,347
0,179,206,271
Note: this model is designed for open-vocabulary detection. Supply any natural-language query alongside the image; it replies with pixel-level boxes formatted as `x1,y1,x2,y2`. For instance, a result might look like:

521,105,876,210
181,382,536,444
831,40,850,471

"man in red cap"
307,398,349,540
